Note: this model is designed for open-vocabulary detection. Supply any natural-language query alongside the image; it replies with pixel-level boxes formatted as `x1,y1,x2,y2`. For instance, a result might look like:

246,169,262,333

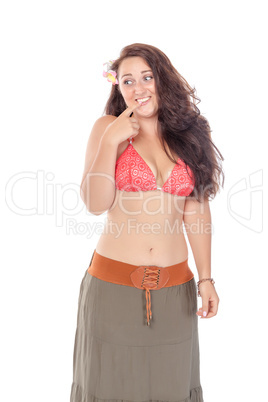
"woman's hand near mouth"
103,103,142,146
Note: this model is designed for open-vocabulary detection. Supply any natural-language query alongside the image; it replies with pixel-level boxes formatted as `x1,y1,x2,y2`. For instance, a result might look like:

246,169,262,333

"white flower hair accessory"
103,60,118,85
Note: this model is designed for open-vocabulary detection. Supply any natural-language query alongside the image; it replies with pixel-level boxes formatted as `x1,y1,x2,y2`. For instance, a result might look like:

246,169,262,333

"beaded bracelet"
197,278,215,297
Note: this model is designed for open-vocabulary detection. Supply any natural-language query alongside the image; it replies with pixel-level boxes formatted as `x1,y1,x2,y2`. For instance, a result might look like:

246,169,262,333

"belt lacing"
142,267,161,326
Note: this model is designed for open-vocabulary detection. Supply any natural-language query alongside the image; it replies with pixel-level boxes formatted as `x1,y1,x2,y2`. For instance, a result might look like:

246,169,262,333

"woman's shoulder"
94,114,117,128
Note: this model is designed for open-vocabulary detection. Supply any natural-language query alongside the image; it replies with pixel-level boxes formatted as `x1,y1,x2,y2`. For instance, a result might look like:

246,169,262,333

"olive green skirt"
70,253,203,402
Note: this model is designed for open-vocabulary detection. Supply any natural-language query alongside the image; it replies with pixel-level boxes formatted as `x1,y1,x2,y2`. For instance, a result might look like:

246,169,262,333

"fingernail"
203,311,207,317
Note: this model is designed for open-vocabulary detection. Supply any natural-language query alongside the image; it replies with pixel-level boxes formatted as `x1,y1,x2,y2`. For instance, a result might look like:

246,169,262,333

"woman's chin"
136,107,158,118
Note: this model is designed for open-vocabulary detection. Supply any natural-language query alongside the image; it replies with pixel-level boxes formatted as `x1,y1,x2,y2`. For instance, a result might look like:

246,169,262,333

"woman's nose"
134,81,146,95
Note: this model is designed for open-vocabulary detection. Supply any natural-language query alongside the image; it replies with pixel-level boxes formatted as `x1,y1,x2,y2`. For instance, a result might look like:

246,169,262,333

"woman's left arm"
183,196,220,319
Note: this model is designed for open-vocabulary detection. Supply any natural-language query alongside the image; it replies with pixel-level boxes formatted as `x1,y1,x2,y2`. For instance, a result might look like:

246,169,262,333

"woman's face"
118,56,158,118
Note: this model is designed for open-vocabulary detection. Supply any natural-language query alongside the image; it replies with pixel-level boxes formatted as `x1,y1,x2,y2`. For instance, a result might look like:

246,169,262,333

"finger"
201,298,209,318
208,298,219,316
196,307,203,317
129,117,139,123
130,122,140,130
202,309,216,318
123,102,142,117
201,298,219,319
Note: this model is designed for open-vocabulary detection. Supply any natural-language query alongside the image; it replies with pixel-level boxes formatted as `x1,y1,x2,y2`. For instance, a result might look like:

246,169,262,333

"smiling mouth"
135,96,151,103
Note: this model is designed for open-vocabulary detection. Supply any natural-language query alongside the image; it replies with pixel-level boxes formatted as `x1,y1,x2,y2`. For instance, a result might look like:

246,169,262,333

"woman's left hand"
196,282,220,319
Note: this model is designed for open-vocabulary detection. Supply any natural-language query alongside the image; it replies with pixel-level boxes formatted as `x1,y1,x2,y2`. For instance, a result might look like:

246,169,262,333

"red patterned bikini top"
115,139,195,197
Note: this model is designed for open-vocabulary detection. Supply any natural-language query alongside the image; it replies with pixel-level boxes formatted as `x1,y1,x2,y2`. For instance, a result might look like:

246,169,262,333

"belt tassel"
142,267,160,326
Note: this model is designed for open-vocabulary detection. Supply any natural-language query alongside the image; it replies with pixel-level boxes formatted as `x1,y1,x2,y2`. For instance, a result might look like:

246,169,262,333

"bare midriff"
95,188,189,267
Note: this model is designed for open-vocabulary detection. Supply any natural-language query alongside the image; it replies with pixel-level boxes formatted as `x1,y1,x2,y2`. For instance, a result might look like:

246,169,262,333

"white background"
1,1,267,401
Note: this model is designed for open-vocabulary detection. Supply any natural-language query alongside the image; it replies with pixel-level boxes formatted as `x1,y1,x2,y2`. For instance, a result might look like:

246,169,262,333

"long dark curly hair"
104,43,224,201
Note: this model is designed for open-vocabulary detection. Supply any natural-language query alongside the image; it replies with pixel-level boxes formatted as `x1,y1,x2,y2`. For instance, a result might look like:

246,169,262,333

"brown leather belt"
87,249,194,326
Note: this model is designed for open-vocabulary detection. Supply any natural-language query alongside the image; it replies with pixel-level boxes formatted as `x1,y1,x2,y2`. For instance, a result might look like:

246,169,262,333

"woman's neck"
135,115,161,142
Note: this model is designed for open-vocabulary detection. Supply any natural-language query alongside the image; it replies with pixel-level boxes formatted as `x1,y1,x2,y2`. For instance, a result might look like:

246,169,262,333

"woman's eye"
123,76,153,85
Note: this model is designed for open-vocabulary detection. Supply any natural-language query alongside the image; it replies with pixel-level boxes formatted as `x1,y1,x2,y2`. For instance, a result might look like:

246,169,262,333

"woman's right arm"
80,104,141,215
80,115,118,215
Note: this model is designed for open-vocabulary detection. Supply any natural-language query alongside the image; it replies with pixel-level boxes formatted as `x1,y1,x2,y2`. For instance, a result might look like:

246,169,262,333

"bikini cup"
115,139,195,196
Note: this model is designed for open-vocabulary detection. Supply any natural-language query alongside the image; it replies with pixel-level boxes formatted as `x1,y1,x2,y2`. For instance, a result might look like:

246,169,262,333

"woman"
70,43,224,402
